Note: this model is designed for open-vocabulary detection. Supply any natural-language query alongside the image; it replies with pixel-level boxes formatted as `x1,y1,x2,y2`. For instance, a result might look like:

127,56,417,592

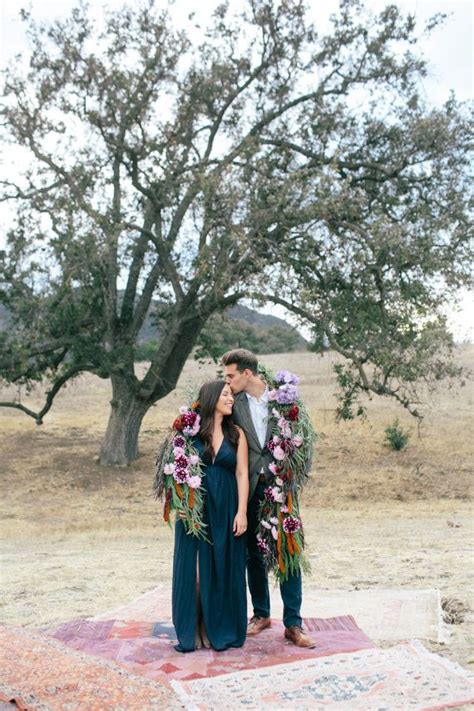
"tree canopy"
1,0,472,464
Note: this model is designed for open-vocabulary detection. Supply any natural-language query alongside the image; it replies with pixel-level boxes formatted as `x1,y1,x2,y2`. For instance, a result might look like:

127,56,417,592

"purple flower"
256,536,270,555
173,435,186,448
275,370,300,385
268,383,300,405
282,516,302,533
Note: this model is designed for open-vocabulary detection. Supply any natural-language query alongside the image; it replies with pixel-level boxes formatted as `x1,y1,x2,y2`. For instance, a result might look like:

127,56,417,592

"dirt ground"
1,348,473,671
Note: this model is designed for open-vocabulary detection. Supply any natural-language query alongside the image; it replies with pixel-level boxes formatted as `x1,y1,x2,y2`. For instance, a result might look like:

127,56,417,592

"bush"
384,418,410,451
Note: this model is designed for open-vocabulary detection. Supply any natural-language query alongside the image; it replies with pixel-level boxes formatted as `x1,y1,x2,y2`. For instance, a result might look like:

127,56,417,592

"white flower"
275,477,284,486
272,487,284,503
278,416,292,438
261,520,271,530
280,504,289,513
269,517,279,525
189,454,199,466
164,463,175,475
273,446,286,461
272,408,280,418
179,405,188,414
293,435,303,447
186,475,202,489
271,526,278,540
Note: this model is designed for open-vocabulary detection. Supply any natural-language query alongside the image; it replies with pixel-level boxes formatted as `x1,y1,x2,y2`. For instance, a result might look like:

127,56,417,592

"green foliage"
384,418,410,451
192,313,306,363
0,0,471,461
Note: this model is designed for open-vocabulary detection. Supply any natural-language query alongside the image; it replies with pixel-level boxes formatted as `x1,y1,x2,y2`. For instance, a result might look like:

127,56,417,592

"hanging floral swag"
153,401,208,540
256,364,317,582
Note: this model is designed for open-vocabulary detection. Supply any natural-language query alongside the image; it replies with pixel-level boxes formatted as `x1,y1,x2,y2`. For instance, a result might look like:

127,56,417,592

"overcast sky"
0,0,472,339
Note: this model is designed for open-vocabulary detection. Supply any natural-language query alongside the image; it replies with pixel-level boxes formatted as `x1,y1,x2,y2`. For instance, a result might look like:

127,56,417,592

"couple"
171,348,315,652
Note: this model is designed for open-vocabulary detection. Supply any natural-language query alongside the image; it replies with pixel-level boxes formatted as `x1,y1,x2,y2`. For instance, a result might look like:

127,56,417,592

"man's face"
224,363,250,394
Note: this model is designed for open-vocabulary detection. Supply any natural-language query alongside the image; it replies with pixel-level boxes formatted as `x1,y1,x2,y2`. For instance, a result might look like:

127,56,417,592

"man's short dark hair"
221,348,258,374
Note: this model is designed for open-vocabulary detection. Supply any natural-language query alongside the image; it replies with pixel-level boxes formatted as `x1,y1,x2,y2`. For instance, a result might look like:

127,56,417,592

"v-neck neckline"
212,436,225,465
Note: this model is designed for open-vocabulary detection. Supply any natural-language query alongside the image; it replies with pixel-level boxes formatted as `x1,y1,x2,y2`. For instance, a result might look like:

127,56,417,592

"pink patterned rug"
42,614,374,682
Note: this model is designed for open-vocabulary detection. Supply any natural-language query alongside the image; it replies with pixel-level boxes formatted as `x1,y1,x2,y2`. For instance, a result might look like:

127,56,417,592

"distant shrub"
384,418,410,451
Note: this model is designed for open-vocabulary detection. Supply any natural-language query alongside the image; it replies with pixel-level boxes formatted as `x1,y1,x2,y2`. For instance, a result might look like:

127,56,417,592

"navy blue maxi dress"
172,434,247,652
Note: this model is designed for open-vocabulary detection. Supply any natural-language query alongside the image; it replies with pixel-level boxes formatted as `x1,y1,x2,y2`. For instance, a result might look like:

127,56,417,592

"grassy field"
1,347,473,668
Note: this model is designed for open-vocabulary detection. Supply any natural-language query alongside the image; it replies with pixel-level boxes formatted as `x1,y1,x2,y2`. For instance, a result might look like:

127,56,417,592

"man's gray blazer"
232,391,274,500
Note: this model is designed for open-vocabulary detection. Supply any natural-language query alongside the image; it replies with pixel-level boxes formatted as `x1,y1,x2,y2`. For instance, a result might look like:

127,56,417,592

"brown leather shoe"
284,625,316,648
247,616,271,635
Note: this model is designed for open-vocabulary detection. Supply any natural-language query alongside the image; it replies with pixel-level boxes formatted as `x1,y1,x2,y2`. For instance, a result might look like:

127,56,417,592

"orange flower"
172,416,183,431
191,401,200,411
163,502,170,523
175,483,184,499
287,491,293,514
189,487,195,509
292,535,300,554
286,532,295,556
278,554,286,574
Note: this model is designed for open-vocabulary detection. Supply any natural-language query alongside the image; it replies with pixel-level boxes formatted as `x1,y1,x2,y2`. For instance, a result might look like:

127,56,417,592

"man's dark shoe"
247,616,271,635
284,625,316,648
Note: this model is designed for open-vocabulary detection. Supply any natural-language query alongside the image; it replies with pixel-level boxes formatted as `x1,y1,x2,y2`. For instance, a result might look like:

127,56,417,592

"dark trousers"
247,480,302,628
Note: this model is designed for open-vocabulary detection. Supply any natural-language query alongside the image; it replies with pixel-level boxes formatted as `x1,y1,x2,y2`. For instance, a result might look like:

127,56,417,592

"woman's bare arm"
233,426,249,536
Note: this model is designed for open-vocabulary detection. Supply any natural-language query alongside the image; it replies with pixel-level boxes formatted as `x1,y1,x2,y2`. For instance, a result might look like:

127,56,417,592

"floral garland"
153,401,208,540
256,365,316,582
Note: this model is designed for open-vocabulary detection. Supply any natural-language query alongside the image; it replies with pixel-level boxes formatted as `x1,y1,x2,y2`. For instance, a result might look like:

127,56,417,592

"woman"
172,379,249,652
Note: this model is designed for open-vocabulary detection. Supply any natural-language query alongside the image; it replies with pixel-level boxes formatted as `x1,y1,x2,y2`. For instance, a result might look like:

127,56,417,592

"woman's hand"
233,510,247,537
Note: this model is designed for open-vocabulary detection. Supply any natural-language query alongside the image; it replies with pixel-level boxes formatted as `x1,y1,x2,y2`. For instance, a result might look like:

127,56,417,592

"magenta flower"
282,516,302,533
173,468,188,484
264,487,275,502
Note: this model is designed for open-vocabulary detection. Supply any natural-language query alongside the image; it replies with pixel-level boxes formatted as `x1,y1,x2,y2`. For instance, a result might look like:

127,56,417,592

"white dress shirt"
246,387,269,450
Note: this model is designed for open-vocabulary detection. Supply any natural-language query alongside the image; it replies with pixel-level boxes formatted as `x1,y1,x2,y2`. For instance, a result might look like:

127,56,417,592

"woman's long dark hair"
198,380,239,461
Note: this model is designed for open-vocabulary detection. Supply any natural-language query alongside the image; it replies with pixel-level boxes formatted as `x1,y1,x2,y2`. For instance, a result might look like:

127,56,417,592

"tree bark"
99,374,149,466
99,310,208,465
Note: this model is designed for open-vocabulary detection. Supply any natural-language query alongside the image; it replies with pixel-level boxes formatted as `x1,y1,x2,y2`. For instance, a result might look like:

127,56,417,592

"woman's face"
215,384,234,416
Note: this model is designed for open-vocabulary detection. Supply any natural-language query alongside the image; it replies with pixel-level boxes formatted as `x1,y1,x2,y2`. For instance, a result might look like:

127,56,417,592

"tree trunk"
99,309,210,466
99,375,149,466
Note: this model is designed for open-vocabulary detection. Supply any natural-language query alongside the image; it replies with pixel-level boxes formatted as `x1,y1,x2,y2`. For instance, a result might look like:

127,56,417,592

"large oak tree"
1,0,471,464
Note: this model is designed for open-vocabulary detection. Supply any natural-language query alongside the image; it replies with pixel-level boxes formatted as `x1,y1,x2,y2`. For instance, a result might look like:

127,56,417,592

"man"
222,348,315,648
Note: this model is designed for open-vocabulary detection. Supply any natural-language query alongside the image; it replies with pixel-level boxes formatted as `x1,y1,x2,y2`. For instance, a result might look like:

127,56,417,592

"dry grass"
1,347,473,668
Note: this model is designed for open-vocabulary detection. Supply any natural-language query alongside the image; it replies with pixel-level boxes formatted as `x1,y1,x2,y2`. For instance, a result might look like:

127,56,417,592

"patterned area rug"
91,584,445,642
0,624,182,711
173,640,474,711
43,614,374,682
